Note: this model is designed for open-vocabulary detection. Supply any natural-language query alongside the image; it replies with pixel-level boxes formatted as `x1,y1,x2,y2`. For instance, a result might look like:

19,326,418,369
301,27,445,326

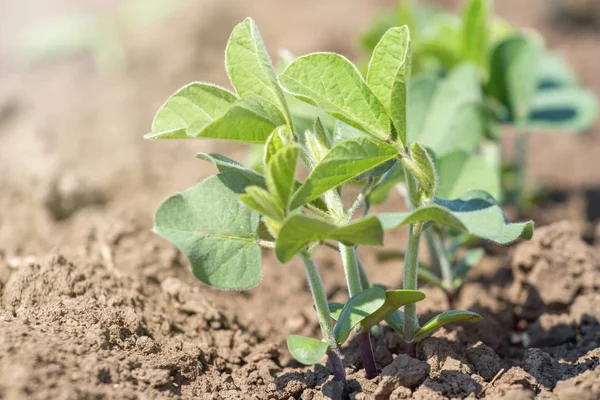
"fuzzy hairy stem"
300,252,349,390
300,252,336,346
340,244,378,379
339,244,362,297
403,222,423,344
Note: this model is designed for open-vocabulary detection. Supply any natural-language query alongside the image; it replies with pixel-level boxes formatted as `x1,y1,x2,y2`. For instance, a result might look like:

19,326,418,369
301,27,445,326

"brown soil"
0,0,599,399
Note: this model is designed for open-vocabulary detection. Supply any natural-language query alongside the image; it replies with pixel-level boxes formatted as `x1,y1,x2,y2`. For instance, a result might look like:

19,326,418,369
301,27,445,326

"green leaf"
154,173,262,290
461,0,489,68
226,18,290,123
413,310,482,342
487,35,541,123
359,290,426,332
407,75,438,142
197,152,266,188
385,310,405,335
264,125,292,166
333,287,386,344
453,248,485,289
377,190,534,244
367,26,411,146
147,96,286,143
290,137,399,209
527,87,598,133
436,150,501,200
275,214,383,263
266,145,299,209
147,82,237,139
329,302,345,321
280,52,392,140
408,65,485,156
239,186,284,222
536,52,576,89
287,335,329,365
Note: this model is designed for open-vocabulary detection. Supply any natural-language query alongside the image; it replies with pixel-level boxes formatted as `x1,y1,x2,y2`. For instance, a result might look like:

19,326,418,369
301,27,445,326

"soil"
1,0,600,399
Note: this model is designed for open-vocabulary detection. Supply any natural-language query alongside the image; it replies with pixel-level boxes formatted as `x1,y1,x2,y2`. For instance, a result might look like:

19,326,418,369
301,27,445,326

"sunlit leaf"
154,173,261,289
290,137,398,209
333,288,386,344
287,335,329,365
377,190,533,244
280,52,392,140
275,214,383,263
413,310,482,342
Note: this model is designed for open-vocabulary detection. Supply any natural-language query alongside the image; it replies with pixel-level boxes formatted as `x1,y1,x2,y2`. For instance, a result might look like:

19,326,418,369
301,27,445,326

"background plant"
357,0,596,307
146,18,533,395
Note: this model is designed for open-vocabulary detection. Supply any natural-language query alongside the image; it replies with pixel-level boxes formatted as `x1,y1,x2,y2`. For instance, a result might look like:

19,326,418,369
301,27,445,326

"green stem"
339,244,362,296
403,222,423,343
300,251,336,348
300,251,349,391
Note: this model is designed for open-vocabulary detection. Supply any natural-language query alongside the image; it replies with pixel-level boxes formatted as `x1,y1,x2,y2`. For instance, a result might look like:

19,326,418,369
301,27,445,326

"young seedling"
147,17,533,397
146,18,431,395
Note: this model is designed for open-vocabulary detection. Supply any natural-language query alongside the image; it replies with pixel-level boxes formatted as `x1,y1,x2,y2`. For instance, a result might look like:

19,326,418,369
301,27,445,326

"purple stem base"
404,341,417,358
357,332,378,379
327,349,349,397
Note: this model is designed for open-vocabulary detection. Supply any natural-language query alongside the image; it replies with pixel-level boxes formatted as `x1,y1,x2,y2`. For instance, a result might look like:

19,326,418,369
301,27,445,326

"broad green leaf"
197,152,266,188
359,290,426,332
287,335,329,365
226,18,290,123
409,65,485,156
147,97,286,143
154,173,261,290
290,137,399,209
436,150,501,200
453,248,485,289
264,125,292,166
377,190,534,244
266,145,299,209
280,52,392,140
275,214,383,263
333,288,386,344
528,87,598,133
413,310,482,342
487,35,541,123
147,82,237,139
461,0,489,68
367,26,411,146
385,310,405,335
239,186,284,222
329,302,345,321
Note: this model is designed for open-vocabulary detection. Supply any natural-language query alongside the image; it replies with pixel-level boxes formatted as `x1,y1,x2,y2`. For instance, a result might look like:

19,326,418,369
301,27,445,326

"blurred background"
0,0,599,255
